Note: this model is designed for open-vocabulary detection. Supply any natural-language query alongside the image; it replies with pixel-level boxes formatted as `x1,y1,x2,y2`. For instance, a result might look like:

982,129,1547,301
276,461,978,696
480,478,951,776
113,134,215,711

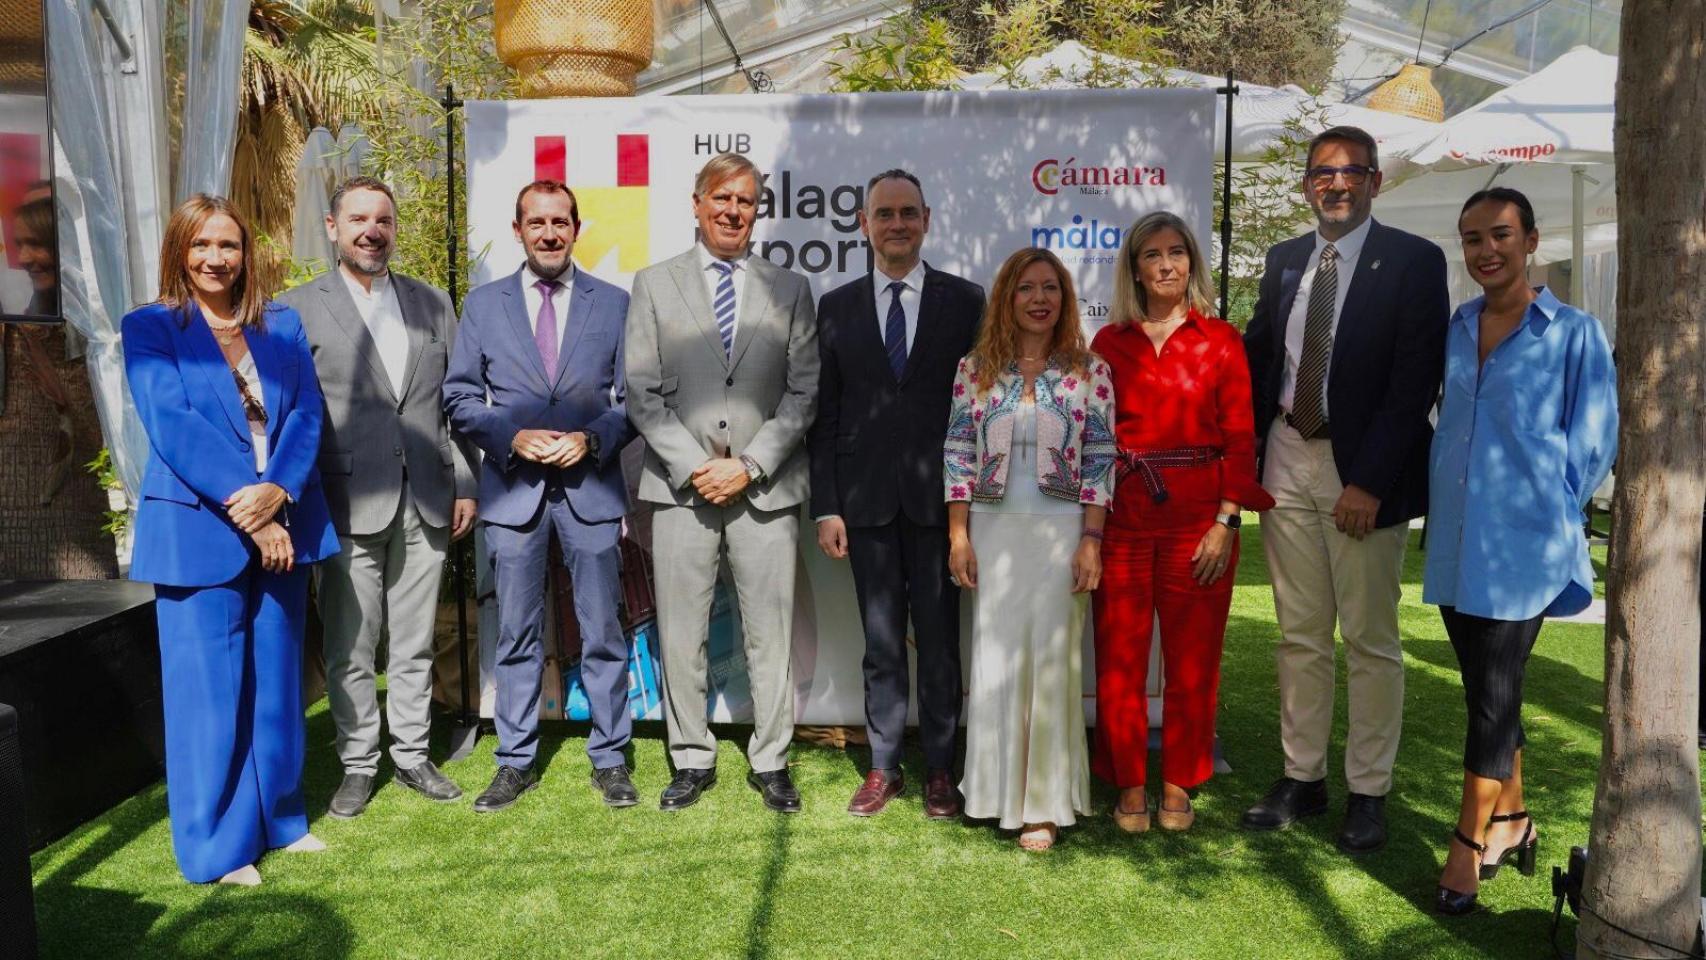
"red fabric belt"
1115,446,1222,504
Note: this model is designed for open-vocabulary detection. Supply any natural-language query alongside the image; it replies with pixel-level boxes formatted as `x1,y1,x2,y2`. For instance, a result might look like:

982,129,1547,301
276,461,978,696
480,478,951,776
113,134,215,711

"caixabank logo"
533,133,650,272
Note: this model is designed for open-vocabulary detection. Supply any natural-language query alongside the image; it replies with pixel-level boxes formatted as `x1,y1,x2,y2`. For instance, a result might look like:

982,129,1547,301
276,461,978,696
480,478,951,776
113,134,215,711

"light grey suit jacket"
281,269,477,536
624,247,818,512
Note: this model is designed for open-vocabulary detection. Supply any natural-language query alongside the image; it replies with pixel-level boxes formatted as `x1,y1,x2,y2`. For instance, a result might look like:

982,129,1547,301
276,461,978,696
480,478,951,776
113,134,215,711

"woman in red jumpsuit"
1090,211,1272,832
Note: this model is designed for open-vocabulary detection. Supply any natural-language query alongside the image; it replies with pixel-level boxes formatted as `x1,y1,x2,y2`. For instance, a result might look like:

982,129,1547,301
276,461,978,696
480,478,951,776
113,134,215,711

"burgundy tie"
534,278,561,375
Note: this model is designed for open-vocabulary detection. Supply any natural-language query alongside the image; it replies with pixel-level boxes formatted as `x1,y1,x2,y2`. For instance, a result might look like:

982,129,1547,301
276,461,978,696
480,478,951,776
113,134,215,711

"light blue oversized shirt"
1422,286,1617,621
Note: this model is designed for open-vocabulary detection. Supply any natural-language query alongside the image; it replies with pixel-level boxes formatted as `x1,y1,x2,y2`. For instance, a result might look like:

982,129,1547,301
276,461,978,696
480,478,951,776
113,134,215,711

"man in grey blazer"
281,176,478,819
625,152,819,813
444,180,637,813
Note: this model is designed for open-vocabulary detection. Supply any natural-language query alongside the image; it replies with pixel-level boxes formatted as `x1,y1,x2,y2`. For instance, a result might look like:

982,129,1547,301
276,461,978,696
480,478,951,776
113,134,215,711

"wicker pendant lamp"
1367,0,1446,123
493,0,655,98
0,0,47,89
1368,63,1446,122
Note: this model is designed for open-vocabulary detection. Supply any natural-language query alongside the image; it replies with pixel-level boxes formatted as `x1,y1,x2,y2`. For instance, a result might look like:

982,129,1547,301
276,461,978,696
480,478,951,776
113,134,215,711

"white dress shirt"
1279,216,1372,419
341,268,408,398
520,263,575,353
698,243,749,342
871,260,926,356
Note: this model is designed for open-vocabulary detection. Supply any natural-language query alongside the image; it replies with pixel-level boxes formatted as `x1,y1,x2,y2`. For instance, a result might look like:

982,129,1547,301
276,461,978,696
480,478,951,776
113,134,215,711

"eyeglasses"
1306,165,1376,189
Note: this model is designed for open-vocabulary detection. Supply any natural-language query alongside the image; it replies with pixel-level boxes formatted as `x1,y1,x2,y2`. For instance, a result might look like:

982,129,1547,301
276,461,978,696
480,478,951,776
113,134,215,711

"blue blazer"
443,267,635,527
123,301,339,587
1243,219,1449,529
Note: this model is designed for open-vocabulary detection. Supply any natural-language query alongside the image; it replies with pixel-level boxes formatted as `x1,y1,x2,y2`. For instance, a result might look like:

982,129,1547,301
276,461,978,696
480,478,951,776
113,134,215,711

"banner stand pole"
1215,70,1239,322
440,82,481,762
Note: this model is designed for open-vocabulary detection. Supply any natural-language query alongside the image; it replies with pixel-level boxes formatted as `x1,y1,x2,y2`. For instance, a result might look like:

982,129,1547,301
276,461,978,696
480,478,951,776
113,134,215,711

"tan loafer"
1112,797,1151,834
1157,798,1195,831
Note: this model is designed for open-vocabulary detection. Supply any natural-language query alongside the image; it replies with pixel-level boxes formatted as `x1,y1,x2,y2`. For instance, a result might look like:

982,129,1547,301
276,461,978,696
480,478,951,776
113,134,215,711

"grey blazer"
280,270,477,536
624,247,819,512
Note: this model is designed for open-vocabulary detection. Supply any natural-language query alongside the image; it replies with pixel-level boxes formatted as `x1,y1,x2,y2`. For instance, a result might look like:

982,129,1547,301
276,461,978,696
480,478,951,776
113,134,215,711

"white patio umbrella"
1378,46,1617,286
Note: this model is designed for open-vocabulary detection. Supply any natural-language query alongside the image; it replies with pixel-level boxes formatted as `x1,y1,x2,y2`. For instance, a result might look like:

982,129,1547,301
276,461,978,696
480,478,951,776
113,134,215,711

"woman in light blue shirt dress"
1424,187,1617,915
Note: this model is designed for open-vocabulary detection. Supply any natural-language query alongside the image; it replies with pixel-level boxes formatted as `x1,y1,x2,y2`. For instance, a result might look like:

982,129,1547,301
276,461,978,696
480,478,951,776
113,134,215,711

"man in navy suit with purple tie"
444,180,636,812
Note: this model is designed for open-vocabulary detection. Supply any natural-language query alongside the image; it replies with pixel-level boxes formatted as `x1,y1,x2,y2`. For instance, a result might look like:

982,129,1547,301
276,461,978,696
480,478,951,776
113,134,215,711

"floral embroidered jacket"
943,354,1117,507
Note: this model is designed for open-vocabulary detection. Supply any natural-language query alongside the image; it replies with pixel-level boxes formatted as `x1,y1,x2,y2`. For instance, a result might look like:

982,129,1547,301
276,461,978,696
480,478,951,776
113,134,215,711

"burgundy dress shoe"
923,769,962,820
847,768,904,816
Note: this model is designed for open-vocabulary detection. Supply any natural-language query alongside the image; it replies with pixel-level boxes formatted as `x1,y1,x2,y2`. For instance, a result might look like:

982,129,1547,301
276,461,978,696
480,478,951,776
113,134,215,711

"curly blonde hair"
968,247,1091,392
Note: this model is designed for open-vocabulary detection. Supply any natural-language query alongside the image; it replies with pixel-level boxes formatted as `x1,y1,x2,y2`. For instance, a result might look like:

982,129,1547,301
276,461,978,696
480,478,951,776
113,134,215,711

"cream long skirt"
958,510,1092,829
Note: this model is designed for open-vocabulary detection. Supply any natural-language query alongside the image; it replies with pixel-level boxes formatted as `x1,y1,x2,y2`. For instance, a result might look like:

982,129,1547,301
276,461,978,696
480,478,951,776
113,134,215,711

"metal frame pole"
440,83,480,761
1216,71,1239,321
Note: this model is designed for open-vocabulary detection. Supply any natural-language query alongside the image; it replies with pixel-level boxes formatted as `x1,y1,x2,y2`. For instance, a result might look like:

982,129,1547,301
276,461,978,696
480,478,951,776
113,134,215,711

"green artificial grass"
32,523,1639,959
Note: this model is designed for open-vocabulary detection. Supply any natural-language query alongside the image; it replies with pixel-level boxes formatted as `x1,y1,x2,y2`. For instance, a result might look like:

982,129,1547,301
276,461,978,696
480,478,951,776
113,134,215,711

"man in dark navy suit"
808,169,984,819
444,180,636,813
1239,126,1449,853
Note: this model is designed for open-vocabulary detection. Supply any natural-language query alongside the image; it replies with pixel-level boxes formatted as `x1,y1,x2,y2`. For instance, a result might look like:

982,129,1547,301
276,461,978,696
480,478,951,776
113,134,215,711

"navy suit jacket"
123,301,339,587
807,264,984,527
1243,219,1450,529
443,266,635,528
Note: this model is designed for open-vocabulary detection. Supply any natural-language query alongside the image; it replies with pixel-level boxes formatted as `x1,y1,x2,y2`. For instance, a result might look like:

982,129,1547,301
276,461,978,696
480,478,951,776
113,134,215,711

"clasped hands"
691,458,750,506
225,482,294,573
512,429,592,468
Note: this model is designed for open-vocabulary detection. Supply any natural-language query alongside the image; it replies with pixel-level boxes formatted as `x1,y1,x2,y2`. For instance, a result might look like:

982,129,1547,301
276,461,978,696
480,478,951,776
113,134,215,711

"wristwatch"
584,432,601,464
740,454,765,483
1215,511,1242,530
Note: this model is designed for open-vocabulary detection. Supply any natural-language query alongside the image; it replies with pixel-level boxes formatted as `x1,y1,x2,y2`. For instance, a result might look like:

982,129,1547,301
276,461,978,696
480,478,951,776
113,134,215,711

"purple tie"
534,278,561,375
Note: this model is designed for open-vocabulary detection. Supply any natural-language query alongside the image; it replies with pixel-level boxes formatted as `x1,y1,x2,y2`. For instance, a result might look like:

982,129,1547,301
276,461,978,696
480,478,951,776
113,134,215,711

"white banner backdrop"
464,89,1215,725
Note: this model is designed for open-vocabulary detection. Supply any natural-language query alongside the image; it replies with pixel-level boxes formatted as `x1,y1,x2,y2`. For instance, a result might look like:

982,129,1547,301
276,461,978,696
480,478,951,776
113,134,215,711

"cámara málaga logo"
534,133,651,272
1031,156,1169,196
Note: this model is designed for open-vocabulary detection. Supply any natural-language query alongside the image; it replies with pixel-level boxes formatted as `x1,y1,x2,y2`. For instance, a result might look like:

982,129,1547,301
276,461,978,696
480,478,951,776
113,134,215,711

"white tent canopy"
1379,45,1617,267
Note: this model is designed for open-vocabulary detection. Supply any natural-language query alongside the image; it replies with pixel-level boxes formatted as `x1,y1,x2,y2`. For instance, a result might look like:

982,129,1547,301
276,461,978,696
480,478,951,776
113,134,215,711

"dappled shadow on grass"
743,810,793,960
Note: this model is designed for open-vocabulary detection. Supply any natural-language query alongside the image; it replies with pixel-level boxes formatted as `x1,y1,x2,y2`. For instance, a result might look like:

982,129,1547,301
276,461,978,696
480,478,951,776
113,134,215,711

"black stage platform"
0,580,164,851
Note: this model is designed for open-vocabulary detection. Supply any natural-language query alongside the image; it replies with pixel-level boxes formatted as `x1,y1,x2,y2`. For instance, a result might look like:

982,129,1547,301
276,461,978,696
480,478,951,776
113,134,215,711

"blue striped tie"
884,280,907,379
712,260,736,359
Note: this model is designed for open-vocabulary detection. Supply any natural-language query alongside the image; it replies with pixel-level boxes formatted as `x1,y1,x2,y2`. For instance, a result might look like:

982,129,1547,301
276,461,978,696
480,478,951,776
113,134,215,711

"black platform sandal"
1436,829,1485,916
1479,810,1538,881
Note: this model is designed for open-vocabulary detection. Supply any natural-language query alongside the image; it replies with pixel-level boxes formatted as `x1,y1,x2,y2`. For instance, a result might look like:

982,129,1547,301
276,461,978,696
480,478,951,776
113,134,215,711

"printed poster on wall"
464,88,1215,725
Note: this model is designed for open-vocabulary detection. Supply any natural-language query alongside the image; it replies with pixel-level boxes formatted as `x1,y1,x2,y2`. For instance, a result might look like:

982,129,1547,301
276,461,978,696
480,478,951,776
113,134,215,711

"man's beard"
526,250,571,280
342,242,390,275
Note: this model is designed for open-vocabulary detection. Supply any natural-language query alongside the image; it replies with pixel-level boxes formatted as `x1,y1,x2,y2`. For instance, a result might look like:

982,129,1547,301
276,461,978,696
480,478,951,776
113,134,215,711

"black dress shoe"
1337,792,1388,854
327,773,376,819
747,768,802,813
472,765,538,813
1241,777,1328,831
1436,828,1484,915
658,768,717,811
591,765,640,808
395,761,463,803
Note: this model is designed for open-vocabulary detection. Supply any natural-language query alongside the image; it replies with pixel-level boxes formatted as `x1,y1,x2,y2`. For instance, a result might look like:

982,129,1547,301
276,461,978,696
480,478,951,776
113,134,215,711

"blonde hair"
1110,211,1217,324
156,194,268,329
693,152,762,197
968,247,1092,392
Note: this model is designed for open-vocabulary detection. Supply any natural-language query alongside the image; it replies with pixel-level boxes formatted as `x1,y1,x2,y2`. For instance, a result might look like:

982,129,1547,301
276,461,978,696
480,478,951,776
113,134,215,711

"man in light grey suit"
445,180,637,813
281,176,478,819
625,152,819,813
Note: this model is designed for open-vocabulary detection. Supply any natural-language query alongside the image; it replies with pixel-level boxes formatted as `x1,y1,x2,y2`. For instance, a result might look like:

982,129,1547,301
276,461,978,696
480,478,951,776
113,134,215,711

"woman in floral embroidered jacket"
944,247,1116,851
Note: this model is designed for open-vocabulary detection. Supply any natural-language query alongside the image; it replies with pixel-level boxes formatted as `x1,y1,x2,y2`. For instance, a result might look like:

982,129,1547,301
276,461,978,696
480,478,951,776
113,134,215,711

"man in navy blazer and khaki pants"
444,180,637,812
1240,126,1449,853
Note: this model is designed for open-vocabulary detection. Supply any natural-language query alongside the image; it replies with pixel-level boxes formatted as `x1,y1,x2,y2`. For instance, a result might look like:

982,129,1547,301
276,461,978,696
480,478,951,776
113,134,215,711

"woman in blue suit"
122,194,339,885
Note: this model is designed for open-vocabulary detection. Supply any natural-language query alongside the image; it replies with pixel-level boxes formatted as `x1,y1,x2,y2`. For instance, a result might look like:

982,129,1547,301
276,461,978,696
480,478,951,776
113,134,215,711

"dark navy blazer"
122,301,339,587
443,267,635,528
1243,219,1450,529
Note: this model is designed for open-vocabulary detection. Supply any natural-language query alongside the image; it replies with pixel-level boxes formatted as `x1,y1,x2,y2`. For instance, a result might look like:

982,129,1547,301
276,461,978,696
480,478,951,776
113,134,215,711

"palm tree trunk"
1579,3,1705,956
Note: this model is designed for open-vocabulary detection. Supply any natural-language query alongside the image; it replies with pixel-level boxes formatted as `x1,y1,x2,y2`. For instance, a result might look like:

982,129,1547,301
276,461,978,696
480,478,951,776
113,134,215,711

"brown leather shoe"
848,768,904,816
923,769,962,820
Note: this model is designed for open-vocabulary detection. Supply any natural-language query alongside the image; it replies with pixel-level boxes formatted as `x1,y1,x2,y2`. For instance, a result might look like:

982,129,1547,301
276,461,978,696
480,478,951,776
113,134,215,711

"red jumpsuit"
1089,311,1272,789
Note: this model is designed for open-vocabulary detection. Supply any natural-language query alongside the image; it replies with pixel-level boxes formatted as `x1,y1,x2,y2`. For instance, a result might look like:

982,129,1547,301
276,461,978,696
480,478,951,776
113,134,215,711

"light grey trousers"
315,486,448,776
652,499,798,774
